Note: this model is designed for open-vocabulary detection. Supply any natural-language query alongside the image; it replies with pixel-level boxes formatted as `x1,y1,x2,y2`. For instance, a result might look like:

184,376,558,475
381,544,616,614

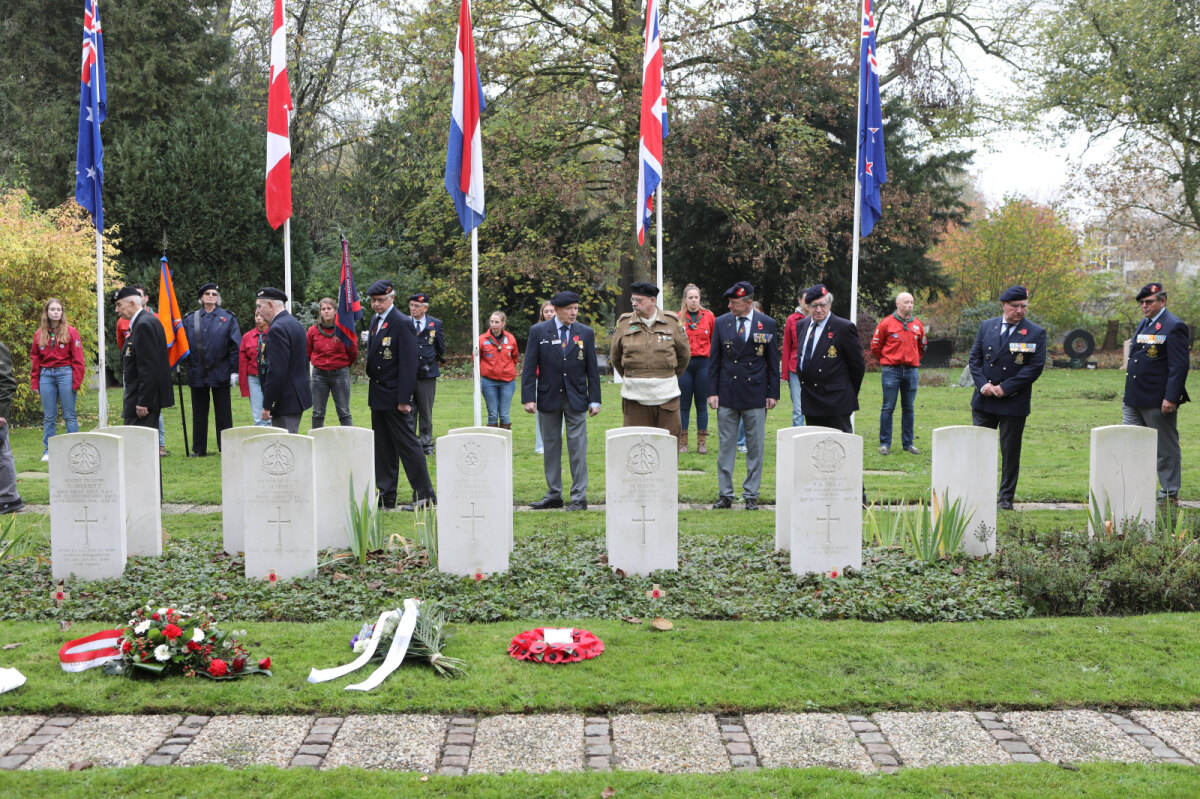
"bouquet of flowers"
350,602,466,678
104,604,271,680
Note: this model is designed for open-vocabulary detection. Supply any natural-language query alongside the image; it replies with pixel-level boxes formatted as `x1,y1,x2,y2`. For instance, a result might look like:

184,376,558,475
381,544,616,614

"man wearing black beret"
254,288,312,434
364,281,435,509
522,290,602,510
407,292,445,456
1123,282,1190,503
180,282,241,456
968,285,1047,510
793,284,866,435
114,286,174,429
609,281,690,438
708,281,780,510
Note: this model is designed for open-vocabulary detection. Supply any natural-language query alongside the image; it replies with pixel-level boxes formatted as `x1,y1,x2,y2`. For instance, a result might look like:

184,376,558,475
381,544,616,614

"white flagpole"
655,184,663,302
95,229,107,424
850,9,865,434
283,219,293,312
471,227,481,426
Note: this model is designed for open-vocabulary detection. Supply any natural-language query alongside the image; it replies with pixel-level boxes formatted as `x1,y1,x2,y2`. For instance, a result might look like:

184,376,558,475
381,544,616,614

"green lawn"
8,369,1197,504
0,762,1198,798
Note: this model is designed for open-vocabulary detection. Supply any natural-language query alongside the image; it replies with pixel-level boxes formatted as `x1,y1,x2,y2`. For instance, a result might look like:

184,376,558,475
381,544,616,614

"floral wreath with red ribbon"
508,628,604,664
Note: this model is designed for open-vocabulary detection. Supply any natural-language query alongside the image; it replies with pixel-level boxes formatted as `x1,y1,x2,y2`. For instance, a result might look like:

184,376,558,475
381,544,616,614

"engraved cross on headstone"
633,504,655,546
267,506,292,547
74,505,99,547
816,503,839,544
461,502,485,543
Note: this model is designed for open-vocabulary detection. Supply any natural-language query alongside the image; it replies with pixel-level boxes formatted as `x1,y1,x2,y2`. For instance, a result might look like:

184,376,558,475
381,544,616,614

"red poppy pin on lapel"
1156,323,1162,330
1019,329,1027,335
757,321,763,330
828,331,834,339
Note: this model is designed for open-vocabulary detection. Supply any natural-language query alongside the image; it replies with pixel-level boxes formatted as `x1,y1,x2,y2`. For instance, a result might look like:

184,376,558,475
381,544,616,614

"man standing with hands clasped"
871,291,926,455
609,281,690,439
794,284,866,435
708,281,779,510
254,288,313,434
522,290,602,511
968,285,1047,510
1123,282,1190,503
114,286,174,429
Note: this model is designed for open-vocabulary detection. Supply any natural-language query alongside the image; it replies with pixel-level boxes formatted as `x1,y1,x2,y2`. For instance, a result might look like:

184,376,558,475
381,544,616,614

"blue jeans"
678,355,709,432
480,376,516,424
311,366,352,428
39,366,78,453
787,371,805,427
247,375,271,427
880,365,919,448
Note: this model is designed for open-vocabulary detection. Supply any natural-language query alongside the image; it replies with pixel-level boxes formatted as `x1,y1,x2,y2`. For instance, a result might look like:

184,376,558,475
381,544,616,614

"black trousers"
372,408,435,507
972,410,1027,503
405,378,437,453
123,406,161,429
190,385,233,454
804,414,853,434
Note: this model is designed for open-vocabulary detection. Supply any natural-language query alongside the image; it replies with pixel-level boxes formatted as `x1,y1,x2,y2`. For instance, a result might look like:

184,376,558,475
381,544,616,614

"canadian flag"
265,0,292,229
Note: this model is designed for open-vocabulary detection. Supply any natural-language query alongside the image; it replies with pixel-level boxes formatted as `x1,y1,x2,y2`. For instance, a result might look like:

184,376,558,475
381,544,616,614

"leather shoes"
744,499,759,511
998,499,1014,510
530,497,564,510
565,500,588,511
0,499,24,514
712,497,733,509
904,445,921,455
878,445,890,455
399,497,435,511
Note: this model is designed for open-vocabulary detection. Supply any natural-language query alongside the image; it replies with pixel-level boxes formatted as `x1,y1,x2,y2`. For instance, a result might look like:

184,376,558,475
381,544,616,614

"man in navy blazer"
1123,282,1190,501
364,280,435,510
794,284,865,434
708,281,780,510
968,285,1047,510
114,286,174,428
255,288,313,434
522,290,602,510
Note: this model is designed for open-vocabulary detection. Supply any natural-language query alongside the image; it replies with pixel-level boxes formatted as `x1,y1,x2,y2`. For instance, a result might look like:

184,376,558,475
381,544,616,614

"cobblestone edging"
1102,712,1194,766
975,711,1041,764
438,715,476,775
144,714,211,766
848,714,901,772
717,714,759,770
0,716,75,770
290,716,344,768
584,715,612,771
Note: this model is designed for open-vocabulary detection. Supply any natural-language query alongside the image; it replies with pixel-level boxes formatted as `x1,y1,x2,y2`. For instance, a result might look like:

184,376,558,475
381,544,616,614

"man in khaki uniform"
610,281,691,438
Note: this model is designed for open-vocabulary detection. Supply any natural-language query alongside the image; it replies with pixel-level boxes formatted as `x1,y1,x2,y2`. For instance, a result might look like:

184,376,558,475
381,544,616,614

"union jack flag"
75,0,106,230
637,0,667,245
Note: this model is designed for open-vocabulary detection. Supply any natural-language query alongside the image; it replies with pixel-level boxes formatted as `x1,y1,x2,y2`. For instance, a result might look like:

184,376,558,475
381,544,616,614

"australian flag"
858,0,886,237
76,0,107,231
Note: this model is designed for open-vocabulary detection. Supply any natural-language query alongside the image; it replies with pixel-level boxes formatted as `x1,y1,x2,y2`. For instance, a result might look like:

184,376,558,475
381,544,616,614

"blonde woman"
30,298,85,462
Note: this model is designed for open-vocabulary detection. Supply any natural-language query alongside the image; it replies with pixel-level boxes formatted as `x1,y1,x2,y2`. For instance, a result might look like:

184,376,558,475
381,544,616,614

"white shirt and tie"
800,317,827,371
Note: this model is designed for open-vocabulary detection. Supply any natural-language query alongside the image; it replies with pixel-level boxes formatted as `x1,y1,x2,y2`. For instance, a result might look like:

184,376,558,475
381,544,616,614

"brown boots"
487,423,513,429
697,430,709,454
678,430,689,453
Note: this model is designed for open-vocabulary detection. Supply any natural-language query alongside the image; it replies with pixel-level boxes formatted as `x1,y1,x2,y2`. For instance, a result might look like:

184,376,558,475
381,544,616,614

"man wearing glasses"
1123,283,1190,503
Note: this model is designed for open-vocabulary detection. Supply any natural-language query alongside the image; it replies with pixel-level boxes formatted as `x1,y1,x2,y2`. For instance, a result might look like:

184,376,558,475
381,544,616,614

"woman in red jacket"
677,284,716,453
30,298,86,462
239,308,272,427
306,297,358,428
479,310,520,428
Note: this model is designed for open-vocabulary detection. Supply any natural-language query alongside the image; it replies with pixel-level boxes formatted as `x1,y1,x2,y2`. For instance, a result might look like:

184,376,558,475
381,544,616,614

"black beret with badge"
629,281,659,297
113,285,140,302
1135,283,1163,301
723,281,754,299
196,282,218,299
551,290,581,307
255,287,288,302
366,279,393,296
803,284,829,304
999,285,1028,302
408,292,430,304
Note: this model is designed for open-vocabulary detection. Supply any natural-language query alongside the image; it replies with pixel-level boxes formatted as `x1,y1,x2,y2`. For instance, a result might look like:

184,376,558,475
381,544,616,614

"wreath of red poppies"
508,628,604,664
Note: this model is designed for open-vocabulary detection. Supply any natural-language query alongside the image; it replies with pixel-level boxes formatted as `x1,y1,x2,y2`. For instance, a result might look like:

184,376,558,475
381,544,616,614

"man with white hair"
114,286,173,428
255,288,312,434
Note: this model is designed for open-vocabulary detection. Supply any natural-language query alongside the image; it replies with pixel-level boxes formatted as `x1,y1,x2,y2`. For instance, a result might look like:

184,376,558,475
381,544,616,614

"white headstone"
436,433,511,576
309,426,376,551
931,425,998,556
242,434,317,581
1089,425,1157,536
605,429,677,575
95,426,162,557
50,432,127,580
790,432,863,576
774,426,836,551
448,426,513,552
221,426,287,553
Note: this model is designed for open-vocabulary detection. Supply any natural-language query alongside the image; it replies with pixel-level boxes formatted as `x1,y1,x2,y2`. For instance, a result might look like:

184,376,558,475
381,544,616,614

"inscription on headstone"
220,426,287,553
50,433,127,580
243,434,317,581
448,426,513,552
96,425,161,556
790,432,862,575
774,426,836,551
436,433,510,576
606,429,677,576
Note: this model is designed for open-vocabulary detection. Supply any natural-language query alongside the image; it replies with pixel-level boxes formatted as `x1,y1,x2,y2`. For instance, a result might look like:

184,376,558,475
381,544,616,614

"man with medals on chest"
1123,282,1190,503
708,281,780,510
364,281,436,510
968,285,1047,510
406,292,445,456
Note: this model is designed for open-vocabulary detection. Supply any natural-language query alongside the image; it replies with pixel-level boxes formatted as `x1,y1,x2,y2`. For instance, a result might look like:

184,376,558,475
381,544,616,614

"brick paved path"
1,710,1196,773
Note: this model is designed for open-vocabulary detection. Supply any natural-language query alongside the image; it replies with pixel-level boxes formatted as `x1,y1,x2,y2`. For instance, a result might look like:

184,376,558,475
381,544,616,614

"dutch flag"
445,0,485,235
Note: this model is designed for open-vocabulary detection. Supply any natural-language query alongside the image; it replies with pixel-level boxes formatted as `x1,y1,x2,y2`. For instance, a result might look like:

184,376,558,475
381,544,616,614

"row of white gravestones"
221,425,376,581
436,429,513,576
